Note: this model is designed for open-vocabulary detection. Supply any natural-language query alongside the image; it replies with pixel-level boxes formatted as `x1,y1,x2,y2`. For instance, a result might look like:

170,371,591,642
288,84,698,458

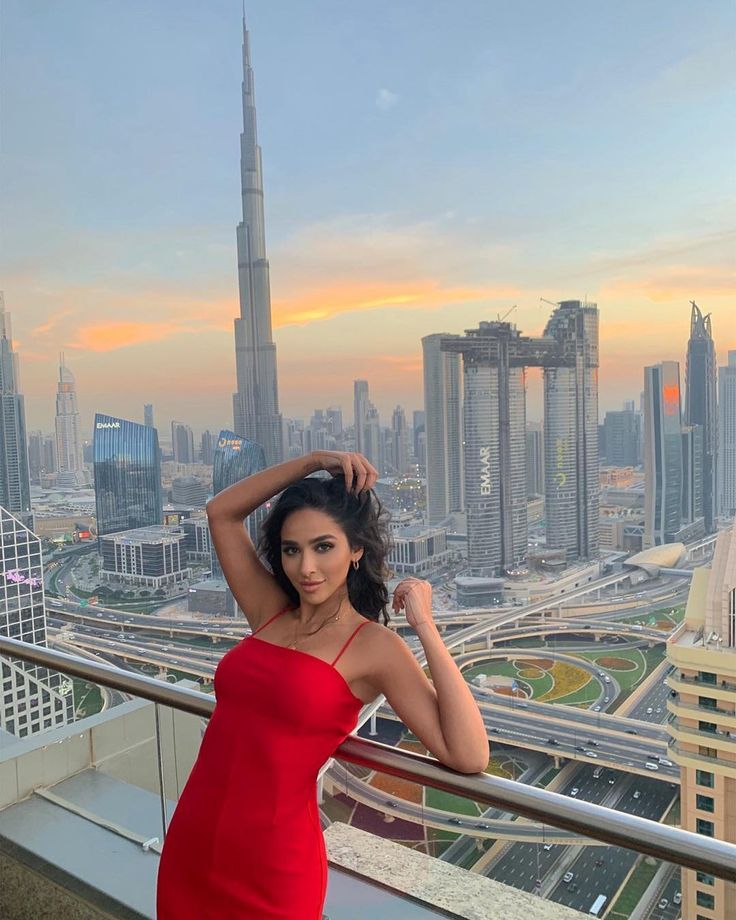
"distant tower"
685,302,718,533
93,414,162,536
718,352,736,519
144,404,154,428
54,355,87,487
353,380,369,455
0,294,32,523
171,421,195,464
422,334,464,525
391,406,409,476
543,301,600,561
644,362,684,546
526,422,545,498
232,13,283,466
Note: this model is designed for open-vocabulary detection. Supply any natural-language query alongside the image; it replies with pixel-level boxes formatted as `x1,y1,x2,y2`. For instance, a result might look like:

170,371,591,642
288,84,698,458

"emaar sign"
96,421,121,429
479,446,492,496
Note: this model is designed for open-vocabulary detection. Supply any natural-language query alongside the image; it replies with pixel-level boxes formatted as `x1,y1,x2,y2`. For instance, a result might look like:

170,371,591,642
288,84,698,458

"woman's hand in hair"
309,450,379,494
392,578,434,630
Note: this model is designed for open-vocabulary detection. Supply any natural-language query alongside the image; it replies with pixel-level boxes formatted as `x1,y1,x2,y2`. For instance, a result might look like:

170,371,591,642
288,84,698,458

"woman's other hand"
310,450,379,494
392,578,434,630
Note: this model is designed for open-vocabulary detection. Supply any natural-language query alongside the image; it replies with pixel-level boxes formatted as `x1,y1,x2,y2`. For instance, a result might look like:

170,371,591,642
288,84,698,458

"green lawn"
606,857,659,919
425,788,481,817
72,678,103,718
573,648,648,691
464,658,554,699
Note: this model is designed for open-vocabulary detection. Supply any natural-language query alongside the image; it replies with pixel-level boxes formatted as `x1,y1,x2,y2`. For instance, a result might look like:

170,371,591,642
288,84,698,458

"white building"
388,524,451,576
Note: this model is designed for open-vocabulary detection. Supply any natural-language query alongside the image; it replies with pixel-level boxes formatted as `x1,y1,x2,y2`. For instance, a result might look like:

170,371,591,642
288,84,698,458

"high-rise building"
667,519,736,919
391,406,409,476
0,295,31,524
685,302,718,533
353,380,369,456
231,16,283,466
440,323,527,575
212,430,267,546
93,413,163,537
543,300,600,561
422,334,464,525
200,429,215,465
364,403,381,472
171,421,195,464
54,356,87,487
0,507,72,737
326,407,343,438
144,403,154,428
525,422,545,498
27,431,43,485
644,362,684,547
718,351,736,519
644,362,706,547
603,405,642,467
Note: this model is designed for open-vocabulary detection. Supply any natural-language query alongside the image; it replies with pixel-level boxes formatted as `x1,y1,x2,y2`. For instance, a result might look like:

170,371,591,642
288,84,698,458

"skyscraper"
231,15,283,466
54,355,87,487
422,334,464,526
0,507,72,737
200,429,215,465
391,406,409,476
685,302,718,533
353,380,369,455
144,404,154,428
603,405,642,467
543,301,600,561
93,414,163,537
718,351,736,519
171,421,195,464
644,362,685,546
212,430,267,546
0,295,31,523
667,520,736,920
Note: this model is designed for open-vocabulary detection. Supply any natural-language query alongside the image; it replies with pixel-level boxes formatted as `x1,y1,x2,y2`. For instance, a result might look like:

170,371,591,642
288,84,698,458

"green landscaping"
606,857,659,919
72,678,103,718
463,658,554,699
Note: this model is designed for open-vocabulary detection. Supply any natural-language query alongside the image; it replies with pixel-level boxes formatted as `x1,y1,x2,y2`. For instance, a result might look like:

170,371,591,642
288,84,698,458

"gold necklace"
289,601,343,650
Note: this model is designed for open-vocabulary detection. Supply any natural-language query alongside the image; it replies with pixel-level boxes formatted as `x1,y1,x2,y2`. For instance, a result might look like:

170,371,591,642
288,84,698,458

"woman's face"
280,508,361,602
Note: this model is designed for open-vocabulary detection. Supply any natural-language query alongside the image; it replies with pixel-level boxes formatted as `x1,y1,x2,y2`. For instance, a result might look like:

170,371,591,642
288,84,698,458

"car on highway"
563,872,574,883
586,739,599,747
659,758,673,767
584,750,598,758
657,898,668,910
646,707,654,714
570,787,580,797
645,762,659,771
673,892,681,905
448,817,463,825
385,800,399,809
547,737,559,746
632,790,641,799
476,823,490,830
603,696,610,703
542,843,553,851
489,727,500,734
625,729,638,735
593,705,602,711
608,776,616,784
603,676,610,683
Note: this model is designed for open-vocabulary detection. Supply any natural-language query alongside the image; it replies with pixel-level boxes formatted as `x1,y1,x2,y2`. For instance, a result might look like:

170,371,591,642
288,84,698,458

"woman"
156,450,488,919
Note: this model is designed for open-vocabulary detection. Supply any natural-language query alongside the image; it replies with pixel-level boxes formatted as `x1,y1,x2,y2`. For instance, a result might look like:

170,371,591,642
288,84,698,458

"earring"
352,559,359,571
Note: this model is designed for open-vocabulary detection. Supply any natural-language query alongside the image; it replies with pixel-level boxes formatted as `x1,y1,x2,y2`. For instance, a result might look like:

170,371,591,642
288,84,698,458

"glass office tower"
93,413,163,537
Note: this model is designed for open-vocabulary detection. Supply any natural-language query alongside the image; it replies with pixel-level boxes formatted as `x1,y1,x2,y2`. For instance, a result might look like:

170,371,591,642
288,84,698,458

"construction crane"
497,304,517,322
539,297,560,309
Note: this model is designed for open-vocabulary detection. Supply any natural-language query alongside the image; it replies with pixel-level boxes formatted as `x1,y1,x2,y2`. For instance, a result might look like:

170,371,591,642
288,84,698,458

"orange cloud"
272,279,520,328
68,322,183,352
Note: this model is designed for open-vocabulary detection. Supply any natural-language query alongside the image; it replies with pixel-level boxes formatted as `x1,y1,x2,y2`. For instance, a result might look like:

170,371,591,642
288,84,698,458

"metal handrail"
3,635,736,882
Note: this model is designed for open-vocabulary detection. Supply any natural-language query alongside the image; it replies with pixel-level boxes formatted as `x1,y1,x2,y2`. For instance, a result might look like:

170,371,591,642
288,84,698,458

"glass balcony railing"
2,635,736,920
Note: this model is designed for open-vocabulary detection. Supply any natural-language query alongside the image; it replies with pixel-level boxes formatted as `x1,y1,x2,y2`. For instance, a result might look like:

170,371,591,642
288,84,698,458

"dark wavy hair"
257,474,393,624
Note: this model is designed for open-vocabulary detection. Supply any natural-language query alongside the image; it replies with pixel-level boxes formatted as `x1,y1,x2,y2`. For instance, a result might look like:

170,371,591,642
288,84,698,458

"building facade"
718,352,736,519
525,422,545,498
543,300,600,562
603,406,642,467
231,16,283,466
686,302,719,534
0,507,72,737
171,422,195,464
388,524,451,576
93,413,163,537
422,333,464,526
54,356,87,488
0,295,32,524
667,520,736,920
99,526,190,589
212,430,267,546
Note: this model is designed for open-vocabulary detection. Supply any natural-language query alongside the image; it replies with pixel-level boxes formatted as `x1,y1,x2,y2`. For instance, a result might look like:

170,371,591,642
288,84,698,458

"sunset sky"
1,0,734,440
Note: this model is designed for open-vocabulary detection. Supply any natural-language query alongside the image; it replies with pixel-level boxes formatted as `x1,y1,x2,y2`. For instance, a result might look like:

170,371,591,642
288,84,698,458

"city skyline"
2,1,734,435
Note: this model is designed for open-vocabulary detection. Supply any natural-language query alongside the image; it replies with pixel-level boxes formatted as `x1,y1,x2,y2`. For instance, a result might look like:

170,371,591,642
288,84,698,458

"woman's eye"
317,543,333,552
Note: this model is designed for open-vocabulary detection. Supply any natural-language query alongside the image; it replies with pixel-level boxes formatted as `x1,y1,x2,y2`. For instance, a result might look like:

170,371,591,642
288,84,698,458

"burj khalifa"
232,14,283,465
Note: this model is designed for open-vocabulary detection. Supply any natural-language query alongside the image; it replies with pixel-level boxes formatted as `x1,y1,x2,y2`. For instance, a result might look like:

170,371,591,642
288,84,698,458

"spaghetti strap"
331,619,371,666
252,606,292,637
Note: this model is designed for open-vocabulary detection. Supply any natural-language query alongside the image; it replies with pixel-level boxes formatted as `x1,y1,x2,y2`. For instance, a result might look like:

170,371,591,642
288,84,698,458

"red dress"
156,608,369,919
